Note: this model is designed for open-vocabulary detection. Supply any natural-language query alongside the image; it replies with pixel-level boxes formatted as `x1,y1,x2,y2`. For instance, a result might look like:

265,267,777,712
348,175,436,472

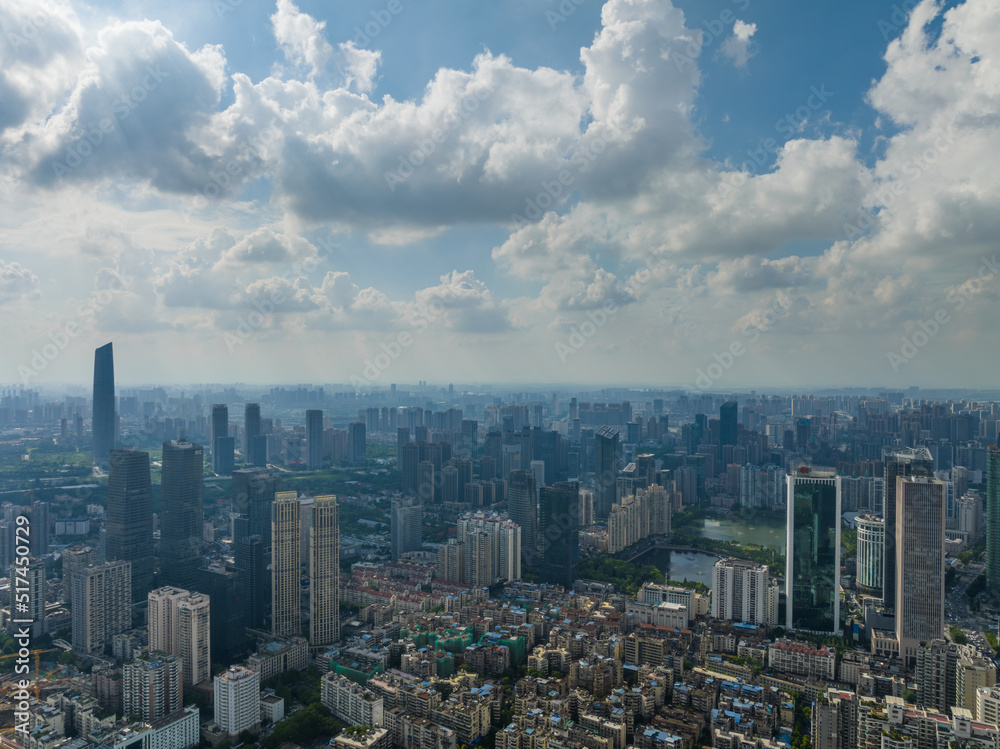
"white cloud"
271,0,334,78
720,19,757,68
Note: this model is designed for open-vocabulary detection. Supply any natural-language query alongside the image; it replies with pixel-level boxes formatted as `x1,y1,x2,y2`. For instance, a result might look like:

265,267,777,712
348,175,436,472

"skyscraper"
896,476,946,662
106,448,154,602
212,404,233,475
306,409,324,469
30,500,49,557
160,440,204,591
244,403,262,466
148,587,212,686
987,445,1000,599
194,564,245,663
538,481,579,588
271,491,300,637
786,470,841,634
391,495,422,561
507,470,537,567
720,401,737,460
309,495,339,647
348,421,366,465
883,447,933,614
71,560,131,655
92,342,115,467
123,652,183,721
593,426,619,520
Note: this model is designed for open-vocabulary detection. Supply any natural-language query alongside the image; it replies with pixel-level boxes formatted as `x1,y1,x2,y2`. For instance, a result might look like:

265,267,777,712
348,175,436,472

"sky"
1,0,998,390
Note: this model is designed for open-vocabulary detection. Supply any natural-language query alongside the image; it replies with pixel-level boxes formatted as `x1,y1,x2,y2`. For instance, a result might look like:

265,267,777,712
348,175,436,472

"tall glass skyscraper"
507,470,538,567
92,342,115,467
306,409,324,468
244,403,262,466
593,426,619,520
720,401,737,459
539,480,579,588
883,447,934,614
160,440,205,590
987,445,1000,598
106,448,154,603
786,470,841,634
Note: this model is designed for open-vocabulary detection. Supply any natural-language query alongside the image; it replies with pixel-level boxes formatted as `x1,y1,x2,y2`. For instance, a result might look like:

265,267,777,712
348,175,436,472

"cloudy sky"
1,0,998,390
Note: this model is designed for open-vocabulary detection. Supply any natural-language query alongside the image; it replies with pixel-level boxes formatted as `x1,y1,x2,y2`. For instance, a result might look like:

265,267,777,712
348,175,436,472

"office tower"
214,666,261,737
507,470,537,566
390,495,422,561
106,448,154,602
896,476,946,661
236,535,267,631
417,460,435,504
786,470,841,634
915,639,958,713
309,496,340,647
538,481,579,588
306,409,324,469
988,445,1000,598
594,426,620,520
720,401,737,460
212,404,234,474
123,652,183,721
245,403,262,465
271,491,300,637
160,440,204,591
148,587,211,686
92,342,115,467
795,418,811,452
195,565,245,663
711,558,778,626
883,446,934,614
461,419,478,460
348,421,366,465
232,468,278,546
856,514,884,598
30,500,49,557
71,560,131,655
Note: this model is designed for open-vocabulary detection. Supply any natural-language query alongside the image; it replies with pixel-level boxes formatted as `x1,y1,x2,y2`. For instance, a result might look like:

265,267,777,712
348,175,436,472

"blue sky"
0,0,997,389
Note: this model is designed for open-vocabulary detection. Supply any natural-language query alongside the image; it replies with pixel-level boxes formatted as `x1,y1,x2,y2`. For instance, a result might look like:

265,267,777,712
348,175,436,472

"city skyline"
2,0,998,388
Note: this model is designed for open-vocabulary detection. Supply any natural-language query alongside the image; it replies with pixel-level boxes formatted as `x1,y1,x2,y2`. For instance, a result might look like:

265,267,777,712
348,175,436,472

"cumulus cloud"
720,20,757,68
271,0,334,78
0,261,39,304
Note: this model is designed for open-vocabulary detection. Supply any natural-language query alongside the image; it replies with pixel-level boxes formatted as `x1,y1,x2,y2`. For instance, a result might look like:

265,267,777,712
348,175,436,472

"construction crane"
0,649,57,678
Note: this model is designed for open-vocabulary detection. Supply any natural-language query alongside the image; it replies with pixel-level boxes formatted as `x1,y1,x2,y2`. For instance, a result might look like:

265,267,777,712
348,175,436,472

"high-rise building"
16,557,46,638
245,403,262,466
593,427,619,520
194,564,245,664
92,342,115,467
160,440,204,591
148,587,212,686
307,410,324,469
236,534,267,631
214,666,261,737
309,495,340,647
390,495,422,561
437,539,465,582
811,688,859,749
883,447,934,614
507,470,537,567
212,404,233,475
348,421,366,465
856,514,884,598
233,468,277,628
896,476,946,661
720,401,737,460
538,481,579,588
271,491,300,637
106,448,154,602
786,470,841,634
915,639,958,713
71,560,131,655
711,557,778,626
987,445,1000,599
30,500,49,557
123,652,183,722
